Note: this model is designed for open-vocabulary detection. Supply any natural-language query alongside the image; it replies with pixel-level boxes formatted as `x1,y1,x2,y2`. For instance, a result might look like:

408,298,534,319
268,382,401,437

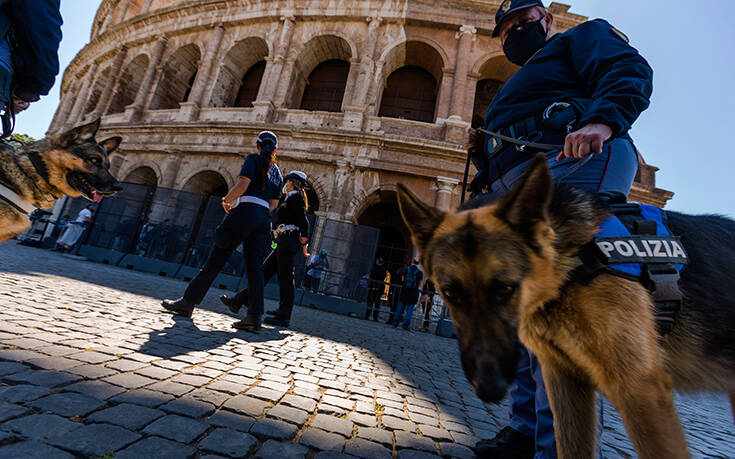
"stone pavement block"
356,427,393,447
148,380,194,396
318,404,347,416
313,452,357,459
105,359,149,372
0,362,28,376
0,385,50,403
207,379,244,394
87,403,165,430
323,394,355,410
348,412,377,427
0,401,28,422
29,392,106,417
207,410,255,432
190,388,230,406
0,350,45,362
395,431,437,452
418,425,452,441
311,413,355,437
382,415,415,432
116,436,197,459
223,395,271,417
63,379,126,400
143,414,209,443
293,385,322,400
64,363,117,379
5,370,80,388
161,396,216,418
345,437,392,459
267,404,309,426
24,357,79,371
0,441,75,459
397,450,441,458
254,439,308,459
111,388,174,407
450,432,479,448
198,427,257,457
282,394,317,412
68,351,116,364
2,414,80,441
174,373,211,386
247,386,287,402
250,418,298,440
438,442,475,459
299,427,346,452
354,401,375,414
102,372,156,389
47,423,140,456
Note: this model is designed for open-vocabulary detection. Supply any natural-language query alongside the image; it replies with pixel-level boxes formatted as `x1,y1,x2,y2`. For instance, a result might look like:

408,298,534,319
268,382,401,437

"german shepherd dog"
397,154,735,459
0,119,122,244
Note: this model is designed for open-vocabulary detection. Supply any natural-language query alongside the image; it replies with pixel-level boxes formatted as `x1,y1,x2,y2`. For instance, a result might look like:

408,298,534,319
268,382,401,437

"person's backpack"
403,266,421,289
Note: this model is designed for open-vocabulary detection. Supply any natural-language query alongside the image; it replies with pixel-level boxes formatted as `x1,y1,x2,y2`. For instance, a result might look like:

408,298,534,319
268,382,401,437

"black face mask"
502,18,548,66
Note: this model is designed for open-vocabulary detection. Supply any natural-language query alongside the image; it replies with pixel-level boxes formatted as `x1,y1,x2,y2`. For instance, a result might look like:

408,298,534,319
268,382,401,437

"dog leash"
0,182,36,214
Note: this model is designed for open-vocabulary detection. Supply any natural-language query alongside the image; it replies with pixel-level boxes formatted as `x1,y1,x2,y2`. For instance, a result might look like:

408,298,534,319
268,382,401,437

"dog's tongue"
93,191,103,203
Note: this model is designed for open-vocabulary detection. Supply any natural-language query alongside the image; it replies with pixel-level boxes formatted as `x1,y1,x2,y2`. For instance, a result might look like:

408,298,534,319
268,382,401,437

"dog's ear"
99,137,122,155
396,183,445,252
497,153,553,229
55,119,102,148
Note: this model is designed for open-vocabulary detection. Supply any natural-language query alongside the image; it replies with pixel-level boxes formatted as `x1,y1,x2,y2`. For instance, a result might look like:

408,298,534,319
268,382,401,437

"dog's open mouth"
67,172,117,202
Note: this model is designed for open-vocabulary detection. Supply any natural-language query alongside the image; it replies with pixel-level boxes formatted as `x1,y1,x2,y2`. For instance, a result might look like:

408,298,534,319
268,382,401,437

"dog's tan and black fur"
397,154,735,459
0,119,122,243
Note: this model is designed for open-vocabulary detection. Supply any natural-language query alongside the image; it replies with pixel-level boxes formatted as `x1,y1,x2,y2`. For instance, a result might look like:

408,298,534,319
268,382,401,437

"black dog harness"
571,195,688,335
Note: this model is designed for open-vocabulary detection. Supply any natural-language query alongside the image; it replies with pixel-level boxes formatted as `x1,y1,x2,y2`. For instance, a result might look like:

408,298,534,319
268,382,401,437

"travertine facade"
51,0,672,257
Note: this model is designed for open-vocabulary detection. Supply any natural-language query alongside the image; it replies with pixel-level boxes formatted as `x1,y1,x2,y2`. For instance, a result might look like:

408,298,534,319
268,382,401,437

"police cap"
492,0,545,37
256,131,278,152
284,170,307,184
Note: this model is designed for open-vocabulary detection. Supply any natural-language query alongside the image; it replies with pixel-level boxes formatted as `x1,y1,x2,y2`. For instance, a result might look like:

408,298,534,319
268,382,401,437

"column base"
342,107,364,131
442,116,470,144
252,100,275,123
177,102,201,122
124,104,143,123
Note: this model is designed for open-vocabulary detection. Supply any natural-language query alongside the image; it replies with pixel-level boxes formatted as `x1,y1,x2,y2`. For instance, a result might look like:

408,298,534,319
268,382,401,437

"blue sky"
21,1,735,217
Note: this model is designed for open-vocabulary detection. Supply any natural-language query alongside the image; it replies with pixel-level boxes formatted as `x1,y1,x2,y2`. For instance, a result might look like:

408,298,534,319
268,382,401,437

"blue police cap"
256,131,278,151
492,0,545,37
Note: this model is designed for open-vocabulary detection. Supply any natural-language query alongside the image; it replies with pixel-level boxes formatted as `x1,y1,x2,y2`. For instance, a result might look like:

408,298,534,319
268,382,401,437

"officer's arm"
569,19,653,137
222,177,250,205
9,0,63,101
269,199,279,211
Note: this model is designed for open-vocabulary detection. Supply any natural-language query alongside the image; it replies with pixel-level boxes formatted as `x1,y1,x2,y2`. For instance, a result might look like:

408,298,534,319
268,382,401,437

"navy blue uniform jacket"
480,19,653,174
0,0,62,102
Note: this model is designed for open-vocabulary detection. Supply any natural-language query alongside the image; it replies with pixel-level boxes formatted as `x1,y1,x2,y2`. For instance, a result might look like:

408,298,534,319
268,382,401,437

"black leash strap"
1,96,15,140
478,127,564,152
460,147,472,206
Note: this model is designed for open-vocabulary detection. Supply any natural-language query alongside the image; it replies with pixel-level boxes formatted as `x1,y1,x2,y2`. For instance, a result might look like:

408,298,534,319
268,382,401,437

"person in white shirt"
55,204,94,252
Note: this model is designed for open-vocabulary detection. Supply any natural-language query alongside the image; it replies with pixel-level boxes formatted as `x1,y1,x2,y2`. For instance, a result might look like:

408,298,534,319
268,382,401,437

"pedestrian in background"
365,257,388,320
162,131,283,332
304,249,328,292
391,258,423,330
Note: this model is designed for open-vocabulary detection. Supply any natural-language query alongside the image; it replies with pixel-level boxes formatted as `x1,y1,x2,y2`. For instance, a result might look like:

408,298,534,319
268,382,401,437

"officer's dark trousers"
183,203,270,315
232,232,300,319
365,282,383,320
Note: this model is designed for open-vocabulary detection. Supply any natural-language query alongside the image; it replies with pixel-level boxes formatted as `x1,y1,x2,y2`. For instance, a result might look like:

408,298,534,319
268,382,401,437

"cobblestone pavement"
0,244,732,458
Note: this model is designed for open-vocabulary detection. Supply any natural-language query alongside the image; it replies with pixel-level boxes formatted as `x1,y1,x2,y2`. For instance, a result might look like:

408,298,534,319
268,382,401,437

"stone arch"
180,170,229,197
120,0,145,21
123,165,158,188
209,37,270,108
84,65,112,115
149,43,202,110
470,54,517,127
376,41,445,123
355,187,411,273
286,35,354,110
107,53,149,115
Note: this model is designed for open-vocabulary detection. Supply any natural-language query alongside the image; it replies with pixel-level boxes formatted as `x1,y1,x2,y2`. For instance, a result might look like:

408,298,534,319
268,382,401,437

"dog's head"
45,119,123,201
397,155,562,402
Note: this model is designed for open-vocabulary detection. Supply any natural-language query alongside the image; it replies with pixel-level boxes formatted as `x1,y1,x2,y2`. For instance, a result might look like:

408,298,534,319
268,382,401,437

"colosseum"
49,0,673,273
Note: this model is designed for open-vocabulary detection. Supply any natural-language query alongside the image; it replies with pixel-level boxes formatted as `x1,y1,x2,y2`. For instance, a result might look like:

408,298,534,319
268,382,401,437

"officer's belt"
273,224,300,238
238,195,269,209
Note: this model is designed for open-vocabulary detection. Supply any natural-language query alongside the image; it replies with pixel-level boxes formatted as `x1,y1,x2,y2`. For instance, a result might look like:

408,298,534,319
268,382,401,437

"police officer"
0,0,62,133
162,131,283,332
466,1,653,458
220,170,310,327
365,257,388,321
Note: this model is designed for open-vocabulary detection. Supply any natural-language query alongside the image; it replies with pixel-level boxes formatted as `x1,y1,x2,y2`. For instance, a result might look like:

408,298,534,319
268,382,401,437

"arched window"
299,60,350,112
472,79,504,128
379,66,437,123
234,61,266,108
150,44,201,110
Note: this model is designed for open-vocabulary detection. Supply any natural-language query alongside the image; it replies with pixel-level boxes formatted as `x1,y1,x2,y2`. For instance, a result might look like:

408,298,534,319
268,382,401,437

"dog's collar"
0,182,36,214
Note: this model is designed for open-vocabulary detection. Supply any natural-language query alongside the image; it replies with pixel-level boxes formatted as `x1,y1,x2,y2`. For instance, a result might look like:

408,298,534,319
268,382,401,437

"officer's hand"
558,123,612,161
299,235,308,245
464,128,479,151
221,200,231,213
12,97,31,114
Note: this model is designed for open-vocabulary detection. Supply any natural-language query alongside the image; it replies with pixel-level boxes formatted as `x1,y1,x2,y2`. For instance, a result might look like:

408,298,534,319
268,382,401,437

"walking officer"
220,170,310,328
465,1,654,458
161,131,283,332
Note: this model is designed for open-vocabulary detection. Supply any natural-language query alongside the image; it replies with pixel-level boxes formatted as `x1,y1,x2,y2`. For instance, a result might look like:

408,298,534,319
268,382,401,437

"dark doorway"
357,200,411,275
235,61,266,108
379,66,437,123
472,78,504,128
300,60,350,112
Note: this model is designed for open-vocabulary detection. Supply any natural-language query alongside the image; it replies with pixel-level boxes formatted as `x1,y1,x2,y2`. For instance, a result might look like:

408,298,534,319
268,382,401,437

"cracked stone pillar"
89,46,127,119
253,15,296,120
141,0,155,13
67,62,99,126
435,176,459,212
179,25,225,121
125,35,168,122
115,0,131,23
449,25,476,120
343,16,382,130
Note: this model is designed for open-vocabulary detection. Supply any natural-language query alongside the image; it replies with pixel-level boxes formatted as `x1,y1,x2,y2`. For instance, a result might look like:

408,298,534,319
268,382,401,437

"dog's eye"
442,287,459,303
497,283,516,297
89,157,102,166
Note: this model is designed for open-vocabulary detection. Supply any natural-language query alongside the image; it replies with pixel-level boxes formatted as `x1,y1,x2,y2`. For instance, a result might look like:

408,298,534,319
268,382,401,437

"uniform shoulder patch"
609,26,629,43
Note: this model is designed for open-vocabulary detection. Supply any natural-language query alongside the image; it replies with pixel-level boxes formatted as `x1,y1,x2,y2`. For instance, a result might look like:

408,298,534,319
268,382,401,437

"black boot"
161,297,195,318
263,314,290,327
232,314,261,332
265,309,280,317
475,426,534,459
219,295,241,314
